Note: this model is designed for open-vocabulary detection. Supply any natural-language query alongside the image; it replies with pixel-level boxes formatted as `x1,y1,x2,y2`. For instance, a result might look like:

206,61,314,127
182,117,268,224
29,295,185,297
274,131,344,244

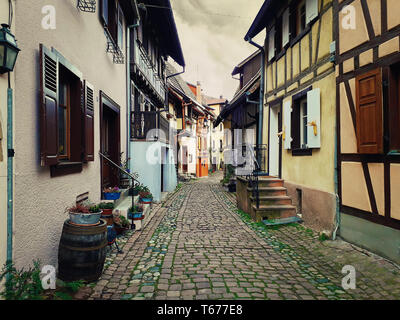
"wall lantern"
0,24,21,74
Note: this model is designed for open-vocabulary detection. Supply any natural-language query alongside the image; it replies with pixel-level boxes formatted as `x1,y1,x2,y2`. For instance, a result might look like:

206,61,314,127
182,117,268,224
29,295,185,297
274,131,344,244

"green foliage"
64,280,84,293
98,202,114,210
54,291,73,300
0,260,44,300
318,233,330,242
221,164,235,184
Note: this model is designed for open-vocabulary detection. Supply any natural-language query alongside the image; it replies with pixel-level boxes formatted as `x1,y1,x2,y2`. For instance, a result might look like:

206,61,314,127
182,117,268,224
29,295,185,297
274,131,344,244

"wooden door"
182,146,188,173
101,102,120,192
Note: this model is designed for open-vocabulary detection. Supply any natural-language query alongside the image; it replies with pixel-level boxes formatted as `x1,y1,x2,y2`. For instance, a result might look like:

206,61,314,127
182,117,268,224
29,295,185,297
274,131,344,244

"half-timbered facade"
335,0,400,263
246,0,337,231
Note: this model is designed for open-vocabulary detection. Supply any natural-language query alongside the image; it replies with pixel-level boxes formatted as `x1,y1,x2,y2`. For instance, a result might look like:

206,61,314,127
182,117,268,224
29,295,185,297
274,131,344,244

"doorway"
269,102,282,177
100,92,120,195
182,146,188,173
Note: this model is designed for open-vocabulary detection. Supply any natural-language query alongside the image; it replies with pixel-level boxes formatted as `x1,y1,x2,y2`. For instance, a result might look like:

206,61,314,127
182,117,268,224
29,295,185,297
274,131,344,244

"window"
101,0,123,48
297,0,306,36
284,87,320,154
40,44,94,169
275,17,283,54
389,64,400,152
117,5,124,49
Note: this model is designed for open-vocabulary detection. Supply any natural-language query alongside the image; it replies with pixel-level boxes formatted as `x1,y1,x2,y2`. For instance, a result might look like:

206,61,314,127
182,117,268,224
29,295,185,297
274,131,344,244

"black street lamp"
0,24,20,74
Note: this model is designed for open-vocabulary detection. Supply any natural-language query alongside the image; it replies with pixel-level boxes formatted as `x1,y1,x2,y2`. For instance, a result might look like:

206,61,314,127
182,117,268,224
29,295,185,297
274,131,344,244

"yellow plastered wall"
281,74,336,194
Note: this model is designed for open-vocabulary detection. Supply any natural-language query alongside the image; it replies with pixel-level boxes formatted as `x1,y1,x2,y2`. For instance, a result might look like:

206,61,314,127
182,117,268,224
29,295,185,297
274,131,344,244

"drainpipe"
127,18,140,171
333,124,340,240
246,38,265,170
7,73,13,268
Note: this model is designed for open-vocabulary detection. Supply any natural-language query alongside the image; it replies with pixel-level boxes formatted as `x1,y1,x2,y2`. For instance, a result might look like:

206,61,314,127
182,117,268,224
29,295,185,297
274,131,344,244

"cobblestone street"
86,173,400,300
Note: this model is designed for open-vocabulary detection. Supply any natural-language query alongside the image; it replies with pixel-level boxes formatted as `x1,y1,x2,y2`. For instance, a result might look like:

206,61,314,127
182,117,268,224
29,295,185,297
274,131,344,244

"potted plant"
139,187,153,204
67,202,102,226
98,202,114,226
103,187,122,200
130,183,143,197
128,204,144,220
113,213,130,235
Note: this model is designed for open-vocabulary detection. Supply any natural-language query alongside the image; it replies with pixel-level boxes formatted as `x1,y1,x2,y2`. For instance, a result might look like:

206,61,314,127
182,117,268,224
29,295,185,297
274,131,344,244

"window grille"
77,0,96,13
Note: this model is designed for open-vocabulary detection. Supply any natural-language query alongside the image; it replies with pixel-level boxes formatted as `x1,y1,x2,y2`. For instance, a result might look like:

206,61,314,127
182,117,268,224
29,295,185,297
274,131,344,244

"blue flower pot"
140,198,152,204
128,212,143,220
103,192,121,200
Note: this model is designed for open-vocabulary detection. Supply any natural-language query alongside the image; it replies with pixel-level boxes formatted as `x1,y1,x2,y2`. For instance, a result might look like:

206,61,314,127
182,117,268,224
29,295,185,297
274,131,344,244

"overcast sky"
169,0,265,101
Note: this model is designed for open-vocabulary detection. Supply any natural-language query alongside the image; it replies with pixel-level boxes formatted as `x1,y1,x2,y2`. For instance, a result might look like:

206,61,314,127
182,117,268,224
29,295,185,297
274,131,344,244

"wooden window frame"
291,87,313,156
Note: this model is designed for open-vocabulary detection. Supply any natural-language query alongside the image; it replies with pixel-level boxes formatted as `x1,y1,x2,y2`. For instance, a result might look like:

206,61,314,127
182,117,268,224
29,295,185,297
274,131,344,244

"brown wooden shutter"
40,44,59,166
356,69,383,154
83,81,95,162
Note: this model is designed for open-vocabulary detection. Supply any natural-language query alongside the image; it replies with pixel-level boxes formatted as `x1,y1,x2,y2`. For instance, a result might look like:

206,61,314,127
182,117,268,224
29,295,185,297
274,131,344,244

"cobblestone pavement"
86,172,400,300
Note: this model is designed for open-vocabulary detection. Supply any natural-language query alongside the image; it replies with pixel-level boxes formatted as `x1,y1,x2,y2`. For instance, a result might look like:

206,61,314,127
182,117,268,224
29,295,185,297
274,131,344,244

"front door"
182,146,188,173
100,94,120,193
269,102,282,177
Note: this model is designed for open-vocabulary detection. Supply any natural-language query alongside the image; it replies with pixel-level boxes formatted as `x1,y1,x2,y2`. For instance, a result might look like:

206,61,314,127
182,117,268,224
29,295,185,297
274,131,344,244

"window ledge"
50,162,83,177
291,148,312,156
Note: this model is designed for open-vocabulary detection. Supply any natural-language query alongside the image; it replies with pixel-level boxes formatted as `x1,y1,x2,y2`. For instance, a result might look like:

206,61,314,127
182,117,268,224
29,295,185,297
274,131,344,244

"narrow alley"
87,173,400,301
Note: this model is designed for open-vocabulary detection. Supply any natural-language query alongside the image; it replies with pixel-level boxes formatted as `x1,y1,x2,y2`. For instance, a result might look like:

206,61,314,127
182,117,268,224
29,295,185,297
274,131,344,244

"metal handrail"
99,152,139,183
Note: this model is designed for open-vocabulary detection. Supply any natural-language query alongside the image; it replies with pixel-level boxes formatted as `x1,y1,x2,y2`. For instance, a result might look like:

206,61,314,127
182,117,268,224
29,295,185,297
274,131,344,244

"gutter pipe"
7,75,13,268
245,38,265,168
127,16,140,172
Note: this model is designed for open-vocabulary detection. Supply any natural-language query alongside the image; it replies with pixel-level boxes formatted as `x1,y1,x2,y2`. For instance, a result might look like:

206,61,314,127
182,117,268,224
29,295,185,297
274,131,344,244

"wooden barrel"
58,219,107,283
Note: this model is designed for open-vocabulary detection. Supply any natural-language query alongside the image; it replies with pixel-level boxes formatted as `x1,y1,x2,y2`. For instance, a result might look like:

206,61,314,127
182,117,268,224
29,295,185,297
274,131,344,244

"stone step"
256,178,284,188
247,186,287,197
250,195,293,206
252,204,297,222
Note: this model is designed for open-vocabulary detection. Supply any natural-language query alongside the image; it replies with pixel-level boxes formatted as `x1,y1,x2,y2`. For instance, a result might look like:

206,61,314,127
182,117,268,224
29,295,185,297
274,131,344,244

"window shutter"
283,100,292,150
307,88,321,148
83,81,95,162
101,0,109,26
282,8,290,47
268,27,275,61
40,44,59,167
306,0,318,24
356,69,383,154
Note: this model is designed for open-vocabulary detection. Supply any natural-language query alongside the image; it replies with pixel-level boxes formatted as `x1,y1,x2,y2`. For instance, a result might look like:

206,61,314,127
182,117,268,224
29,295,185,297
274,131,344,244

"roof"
232,50,261,76
244,0,277,41
214,70,261,127
166,63,196,100
144,0,185,66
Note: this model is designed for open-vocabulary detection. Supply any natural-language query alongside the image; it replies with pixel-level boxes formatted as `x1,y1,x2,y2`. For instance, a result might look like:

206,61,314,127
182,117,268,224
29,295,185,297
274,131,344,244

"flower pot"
129,189,139,196
140,198,152,204
69,211,102,226
103,192,121,200
101,210,114,226
114,225,128,235
128,212,143,220
102,209,113,216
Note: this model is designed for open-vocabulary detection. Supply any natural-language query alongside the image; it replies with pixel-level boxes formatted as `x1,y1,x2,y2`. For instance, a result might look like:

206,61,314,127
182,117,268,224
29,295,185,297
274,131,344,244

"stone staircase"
247,177,297,222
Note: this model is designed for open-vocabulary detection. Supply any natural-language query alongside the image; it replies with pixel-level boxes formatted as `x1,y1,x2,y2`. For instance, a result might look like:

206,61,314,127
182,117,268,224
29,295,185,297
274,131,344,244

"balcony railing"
134,40,166,102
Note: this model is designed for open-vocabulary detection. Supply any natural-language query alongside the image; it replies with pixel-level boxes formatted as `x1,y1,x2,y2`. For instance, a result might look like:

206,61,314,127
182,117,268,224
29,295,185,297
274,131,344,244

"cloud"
169,0,265,100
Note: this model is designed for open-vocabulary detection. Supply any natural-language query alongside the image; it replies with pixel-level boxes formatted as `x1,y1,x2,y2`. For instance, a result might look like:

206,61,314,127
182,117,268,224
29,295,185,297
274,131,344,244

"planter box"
103,192,121,200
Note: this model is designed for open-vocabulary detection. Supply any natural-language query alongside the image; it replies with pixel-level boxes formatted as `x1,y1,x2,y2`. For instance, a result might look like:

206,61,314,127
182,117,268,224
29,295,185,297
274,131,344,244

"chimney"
196,81,202,103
